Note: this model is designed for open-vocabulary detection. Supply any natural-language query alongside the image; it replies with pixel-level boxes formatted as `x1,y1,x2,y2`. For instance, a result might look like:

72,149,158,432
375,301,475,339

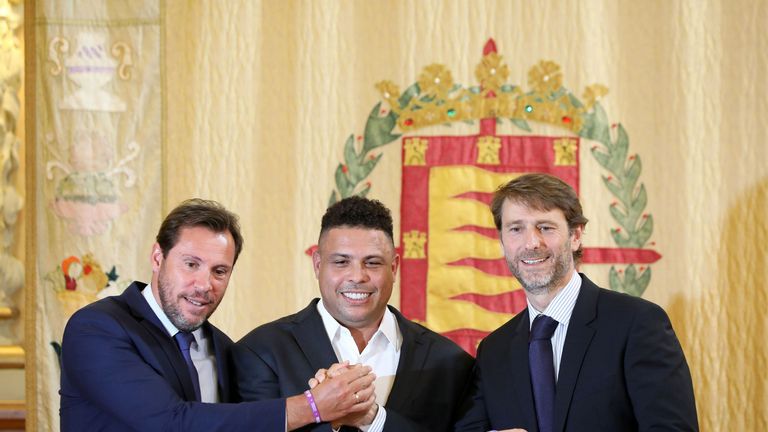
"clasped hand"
309,361,379,428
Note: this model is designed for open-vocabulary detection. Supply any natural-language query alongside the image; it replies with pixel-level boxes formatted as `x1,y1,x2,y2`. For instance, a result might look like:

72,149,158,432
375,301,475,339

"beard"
506,241,574,296
157,271,213,332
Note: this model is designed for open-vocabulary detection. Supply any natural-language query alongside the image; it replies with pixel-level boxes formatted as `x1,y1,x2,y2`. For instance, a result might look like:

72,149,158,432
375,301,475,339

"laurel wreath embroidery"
328,60,653,296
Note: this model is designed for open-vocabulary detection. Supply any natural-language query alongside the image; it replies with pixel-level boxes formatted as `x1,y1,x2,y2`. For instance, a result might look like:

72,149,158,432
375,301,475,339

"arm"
624,303,699,431
60,307,284,431
453,361,491,432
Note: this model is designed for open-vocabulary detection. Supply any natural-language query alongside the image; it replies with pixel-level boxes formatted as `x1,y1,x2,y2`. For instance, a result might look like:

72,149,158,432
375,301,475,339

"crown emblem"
376,39,607,134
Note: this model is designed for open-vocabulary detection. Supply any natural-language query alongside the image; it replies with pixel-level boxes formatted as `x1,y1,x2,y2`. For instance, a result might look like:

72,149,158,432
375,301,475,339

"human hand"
331,397,378,428
308,361,350,388
310,364,376,422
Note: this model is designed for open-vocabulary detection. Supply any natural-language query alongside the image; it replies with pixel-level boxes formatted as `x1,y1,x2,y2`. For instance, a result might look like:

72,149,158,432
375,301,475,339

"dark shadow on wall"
667,177,768,430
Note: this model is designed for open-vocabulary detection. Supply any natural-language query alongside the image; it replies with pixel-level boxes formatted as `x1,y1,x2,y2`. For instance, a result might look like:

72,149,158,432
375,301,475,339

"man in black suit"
60,199,375,431
455,173,698,432
234,196,474,431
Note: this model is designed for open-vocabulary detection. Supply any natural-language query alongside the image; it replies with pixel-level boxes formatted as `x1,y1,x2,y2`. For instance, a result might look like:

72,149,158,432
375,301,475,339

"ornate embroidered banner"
33,2,162,429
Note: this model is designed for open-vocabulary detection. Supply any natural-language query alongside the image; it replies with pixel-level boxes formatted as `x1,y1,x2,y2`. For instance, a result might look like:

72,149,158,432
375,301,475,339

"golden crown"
376,39,608,134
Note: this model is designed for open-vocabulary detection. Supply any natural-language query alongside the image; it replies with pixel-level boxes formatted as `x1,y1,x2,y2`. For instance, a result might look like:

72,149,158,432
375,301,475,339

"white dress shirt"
526,271,582,381
142,284,219,402
317,300,402,432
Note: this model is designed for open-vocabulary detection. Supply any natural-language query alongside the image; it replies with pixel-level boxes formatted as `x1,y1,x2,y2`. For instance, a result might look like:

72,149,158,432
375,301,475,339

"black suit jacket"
60,282,284,431
455,274,698,432
233,299,475,431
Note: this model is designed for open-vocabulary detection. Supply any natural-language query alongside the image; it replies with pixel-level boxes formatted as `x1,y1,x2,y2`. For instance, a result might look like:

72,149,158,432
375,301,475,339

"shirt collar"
527,271,582,328
317,299,401,352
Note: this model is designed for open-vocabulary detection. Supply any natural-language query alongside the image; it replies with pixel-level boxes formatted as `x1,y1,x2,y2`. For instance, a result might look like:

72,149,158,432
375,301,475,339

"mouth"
521,256,549,265
183,296,211,308
340,291,373,302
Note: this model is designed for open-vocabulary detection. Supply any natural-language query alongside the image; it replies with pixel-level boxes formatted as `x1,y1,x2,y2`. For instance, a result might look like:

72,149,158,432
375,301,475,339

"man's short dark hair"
319,196,394,244
156,198,244,264
490,173,588,262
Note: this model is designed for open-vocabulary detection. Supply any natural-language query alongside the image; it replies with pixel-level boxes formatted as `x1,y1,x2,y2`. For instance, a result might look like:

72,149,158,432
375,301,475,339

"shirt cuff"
360,405,386,432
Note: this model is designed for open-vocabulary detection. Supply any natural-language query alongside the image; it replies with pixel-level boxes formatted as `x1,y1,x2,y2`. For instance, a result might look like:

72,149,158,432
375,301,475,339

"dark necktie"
174,331,201,402
529,314,558,432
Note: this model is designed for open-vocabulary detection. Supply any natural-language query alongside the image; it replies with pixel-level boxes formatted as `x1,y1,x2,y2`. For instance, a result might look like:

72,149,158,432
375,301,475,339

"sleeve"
624,302,699,431
231,339,284,401
452,344,491,432
60,307,286,432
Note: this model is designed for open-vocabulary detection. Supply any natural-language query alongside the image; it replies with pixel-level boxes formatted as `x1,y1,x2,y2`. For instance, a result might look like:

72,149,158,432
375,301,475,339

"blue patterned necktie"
174,331,201,402
529,314,558,432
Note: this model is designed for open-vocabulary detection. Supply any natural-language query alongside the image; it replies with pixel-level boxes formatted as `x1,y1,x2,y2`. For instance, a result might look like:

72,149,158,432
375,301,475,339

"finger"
327,362,349,378
349,371,376,390
308,377,319,388
337,365,373,383
314,368,328,383
351,382,376,404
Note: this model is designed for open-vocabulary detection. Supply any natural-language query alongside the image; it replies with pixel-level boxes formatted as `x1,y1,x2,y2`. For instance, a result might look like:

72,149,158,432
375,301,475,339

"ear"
570,225,584,251
312,249,322,278
391,253,401,277
150,243,164,273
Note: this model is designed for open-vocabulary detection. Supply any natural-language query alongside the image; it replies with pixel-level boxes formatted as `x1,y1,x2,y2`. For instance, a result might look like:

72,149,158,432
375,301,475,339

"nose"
347,262,370,284
194,270,213,292
524,228,543,249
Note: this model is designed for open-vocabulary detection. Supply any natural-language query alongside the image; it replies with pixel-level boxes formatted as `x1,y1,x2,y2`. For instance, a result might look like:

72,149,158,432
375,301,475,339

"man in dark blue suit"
455,173,698,432
60,199,375,431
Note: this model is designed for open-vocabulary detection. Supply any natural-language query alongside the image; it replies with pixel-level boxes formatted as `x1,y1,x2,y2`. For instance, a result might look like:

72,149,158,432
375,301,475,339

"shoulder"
592,284,670,321
237,301,318,347
482,309,526,345
65,294,132,332
390,306,474,364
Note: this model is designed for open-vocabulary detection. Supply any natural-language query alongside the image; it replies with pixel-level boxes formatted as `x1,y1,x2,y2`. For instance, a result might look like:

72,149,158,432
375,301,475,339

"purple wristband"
304,390,322,423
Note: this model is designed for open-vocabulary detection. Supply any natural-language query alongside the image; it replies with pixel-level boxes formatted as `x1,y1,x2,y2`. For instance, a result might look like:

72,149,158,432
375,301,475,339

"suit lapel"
553,275,598,432
385,307,431,410
209,324,232,402
122,282,199,401
291,300,340,372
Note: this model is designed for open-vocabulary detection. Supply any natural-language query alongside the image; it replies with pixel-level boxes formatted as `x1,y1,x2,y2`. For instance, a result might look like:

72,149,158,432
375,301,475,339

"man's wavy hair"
490,173,588,262
156,198,244,264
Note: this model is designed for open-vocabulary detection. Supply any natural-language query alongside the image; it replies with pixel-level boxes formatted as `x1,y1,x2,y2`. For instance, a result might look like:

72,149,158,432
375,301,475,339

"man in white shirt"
60,199,375,431
234,196,475,431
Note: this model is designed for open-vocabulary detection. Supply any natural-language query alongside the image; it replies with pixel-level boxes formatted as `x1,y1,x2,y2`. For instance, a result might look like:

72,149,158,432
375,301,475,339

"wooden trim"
0,308,17,320
0,347,24,369
24,0,38,430
0,400,25,430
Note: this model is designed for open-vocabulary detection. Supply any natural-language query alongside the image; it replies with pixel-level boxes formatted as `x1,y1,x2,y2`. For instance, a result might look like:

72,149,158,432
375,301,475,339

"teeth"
342,292,371,300
522,258,546,264
186,298,203,306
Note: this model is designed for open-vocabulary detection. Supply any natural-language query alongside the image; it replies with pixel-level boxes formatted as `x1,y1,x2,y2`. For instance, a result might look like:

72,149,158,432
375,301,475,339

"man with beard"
60,199,375,431
233,196,474,431
454,173,698,432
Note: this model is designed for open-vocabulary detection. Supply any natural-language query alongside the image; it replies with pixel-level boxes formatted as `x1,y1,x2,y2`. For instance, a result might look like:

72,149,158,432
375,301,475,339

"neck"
347,317,383,354
526,269,576,312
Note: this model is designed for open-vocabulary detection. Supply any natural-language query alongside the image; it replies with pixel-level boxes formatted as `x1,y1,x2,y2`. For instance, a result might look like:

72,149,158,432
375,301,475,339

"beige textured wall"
159,0,767,429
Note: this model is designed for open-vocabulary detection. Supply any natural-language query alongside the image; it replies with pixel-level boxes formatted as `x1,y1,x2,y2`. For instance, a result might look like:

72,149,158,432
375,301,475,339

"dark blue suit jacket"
455,274,698,432
232,299,475,431
60,282,285,431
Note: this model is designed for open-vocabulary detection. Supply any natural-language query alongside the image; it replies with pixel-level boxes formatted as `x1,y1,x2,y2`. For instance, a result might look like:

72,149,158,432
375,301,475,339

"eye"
333,259,349,266
185,261,199,269
213,268,229,278
365,260,383,268
507,226,521,233
538,225,556,232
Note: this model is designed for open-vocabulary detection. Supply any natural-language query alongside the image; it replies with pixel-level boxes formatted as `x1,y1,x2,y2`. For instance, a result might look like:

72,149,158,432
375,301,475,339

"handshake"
288,361,378,430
